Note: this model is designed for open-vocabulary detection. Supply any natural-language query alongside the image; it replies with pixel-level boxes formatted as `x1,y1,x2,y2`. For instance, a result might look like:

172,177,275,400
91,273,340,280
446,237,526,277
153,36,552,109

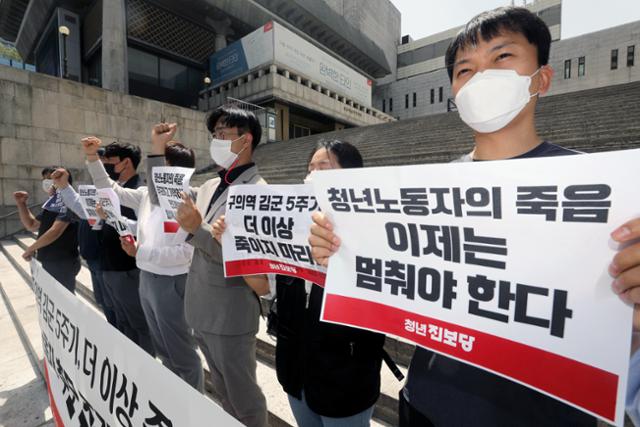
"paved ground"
0,277,53,427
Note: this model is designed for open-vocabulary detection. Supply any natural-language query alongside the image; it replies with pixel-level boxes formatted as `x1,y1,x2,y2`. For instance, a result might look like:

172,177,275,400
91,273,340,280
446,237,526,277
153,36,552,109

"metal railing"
0,203,42,239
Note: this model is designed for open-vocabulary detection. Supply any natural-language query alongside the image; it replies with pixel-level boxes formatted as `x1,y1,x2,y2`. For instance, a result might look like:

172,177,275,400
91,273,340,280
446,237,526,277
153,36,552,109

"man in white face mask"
13,167,80,293
146,106,269,427
308,6,640,427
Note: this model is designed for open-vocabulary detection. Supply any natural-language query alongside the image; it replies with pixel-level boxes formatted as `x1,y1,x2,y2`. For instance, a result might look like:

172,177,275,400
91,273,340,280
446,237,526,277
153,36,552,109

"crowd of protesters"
15,6,640,427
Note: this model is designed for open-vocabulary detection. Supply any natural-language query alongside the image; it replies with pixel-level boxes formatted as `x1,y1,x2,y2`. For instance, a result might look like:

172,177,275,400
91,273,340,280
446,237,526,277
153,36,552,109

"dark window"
382,99,386,112
405,94,409,109
413,92,417,107
86,49,102,86
129,47,159,85
611,49,618,70
128,47,204,108
430,88,434,104
577,56,585,77
564,59,571,79
292,125,311,139
160,58,189,91
35,27,60,77
628,45,635,67
389,98,393,112
438,87,443,103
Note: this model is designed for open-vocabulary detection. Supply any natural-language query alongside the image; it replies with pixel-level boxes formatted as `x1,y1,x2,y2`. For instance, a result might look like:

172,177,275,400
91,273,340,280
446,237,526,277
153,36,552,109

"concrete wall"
340,0,401,78
0,65,209,235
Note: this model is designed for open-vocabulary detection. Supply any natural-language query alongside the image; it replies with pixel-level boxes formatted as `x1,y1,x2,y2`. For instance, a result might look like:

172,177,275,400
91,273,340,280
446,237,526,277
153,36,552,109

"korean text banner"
152,166,195,234
96,188,133,237
31,260,242,427
77,185,100,225
311,149,640,426
222,184,326,285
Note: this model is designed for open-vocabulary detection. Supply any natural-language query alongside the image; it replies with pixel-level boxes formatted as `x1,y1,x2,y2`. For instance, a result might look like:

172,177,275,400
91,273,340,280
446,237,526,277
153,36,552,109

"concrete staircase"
253,81,640,184
0,232,414,427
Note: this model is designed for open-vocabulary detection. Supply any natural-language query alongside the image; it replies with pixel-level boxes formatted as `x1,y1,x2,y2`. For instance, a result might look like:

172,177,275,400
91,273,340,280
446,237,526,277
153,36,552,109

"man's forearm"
16,203,38,231
29,226,65,251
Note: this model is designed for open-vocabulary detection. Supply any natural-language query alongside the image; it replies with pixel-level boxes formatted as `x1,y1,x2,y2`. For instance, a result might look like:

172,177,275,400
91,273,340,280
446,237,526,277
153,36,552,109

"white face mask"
42,179,54,194
303,173,313,184
454,68,540,134
209,135,244,169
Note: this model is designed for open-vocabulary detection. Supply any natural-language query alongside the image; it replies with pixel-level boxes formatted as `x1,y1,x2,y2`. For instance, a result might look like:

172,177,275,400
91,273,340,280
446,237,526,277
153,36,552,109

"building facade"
373,0,563,120
1,0,400,142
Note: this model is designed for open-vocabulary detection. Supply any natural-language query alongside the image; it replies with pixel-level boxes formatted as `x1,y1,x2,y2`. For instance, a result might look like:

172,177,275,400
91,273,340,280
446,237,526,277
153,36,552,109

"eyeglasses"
213,127,242,139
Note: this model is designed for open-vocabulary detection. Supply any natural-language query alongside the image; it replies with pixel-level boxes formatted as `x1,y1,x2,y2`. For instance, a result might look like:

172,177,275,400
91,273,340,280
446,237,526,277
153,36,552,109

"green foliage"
0,43,22,62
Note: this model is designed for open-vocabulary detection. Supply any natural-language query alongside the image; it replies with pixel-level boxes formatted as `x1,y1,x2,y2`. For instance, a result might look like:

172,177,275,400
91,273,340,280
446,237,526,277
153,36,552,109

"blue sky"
390,0,640,40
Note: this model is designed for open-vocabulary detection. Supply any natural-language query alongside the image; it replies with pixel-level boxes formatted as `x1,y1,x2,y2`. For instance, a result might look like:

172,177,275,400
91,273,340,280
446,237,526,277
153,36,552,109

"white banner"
311,149,640,426
78,185,100,225
97,188,134,238
31,260,242,427
223,184,326,284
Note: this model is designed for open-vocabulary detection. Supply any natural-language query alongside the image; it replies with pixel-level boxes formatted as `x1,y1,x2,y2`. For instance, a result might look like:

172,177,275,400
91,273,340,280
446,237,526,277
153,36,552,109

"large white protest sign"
151,166,194,233
31,260,242,427
97,188,134,238
78,185,100,225
311,149,640,426
223,184,326,284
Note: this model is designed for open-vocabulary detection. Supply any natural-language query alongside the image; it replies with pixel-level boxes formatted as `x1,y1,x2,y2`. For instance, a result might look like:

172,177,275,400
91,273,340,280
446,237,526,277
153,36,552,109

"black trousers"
42,258,80,294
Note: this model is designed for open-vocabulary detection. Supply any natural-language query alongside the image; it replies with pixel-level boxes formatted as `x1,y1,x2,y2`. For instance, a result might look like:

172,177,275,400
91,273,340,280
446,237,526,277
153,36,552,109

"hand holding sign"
176,192,202,234
22,247,35,261
211,215,226,243
309,211,340,267
610,218,640,305
151,122,177,155
120,236,137,257
95,203,108,221
51,168,70,190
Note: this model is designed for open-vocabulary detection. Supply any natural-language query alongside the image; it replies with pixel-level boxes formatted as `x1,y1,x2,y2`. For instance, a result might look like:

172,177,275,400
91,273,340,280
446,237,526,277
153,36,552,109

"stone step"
7,234,401,426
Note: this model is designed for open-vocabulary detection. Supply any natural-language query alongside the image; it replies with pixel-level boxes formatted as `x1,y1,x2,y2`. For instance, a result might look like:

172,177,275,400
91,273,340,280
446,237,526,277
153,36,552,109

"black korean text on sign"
243,215,294,240
99,357,140,427
355,256,458,309
467,274,573,338
384,223,507,270
516,184,611,223
327,186,502,219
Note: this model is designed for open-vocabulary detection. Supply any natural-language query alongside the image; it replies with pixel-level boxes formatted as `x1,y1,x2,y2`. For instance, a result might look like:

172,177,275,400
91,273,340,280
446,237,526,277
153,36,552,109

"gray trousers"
196,331,268,427
139,270,204,392
102,269,154,355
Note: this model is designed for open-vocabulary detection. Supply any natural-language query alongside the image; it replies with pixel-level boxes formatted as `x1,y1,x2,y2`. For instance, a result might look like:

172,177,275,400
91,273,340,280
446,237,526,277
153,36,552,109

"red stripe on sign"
323,294,618,422
163,221,180,233
225,258,326,286
44,360,65,427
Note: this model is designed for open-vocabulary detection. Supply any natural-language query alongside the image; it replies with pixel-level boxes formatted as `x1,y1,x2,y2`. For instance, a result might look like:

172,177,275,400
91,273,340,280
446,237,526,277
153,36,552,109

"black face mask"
104,163,120,181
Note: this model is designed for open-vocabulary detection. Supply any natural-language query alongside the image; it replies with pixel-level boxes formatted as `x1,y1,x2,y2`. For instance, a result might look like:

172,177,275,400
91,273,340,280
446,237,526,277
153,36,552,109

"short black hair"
206,106,262,150
308,139,363,169
445,6,551,81
103,141,142,169
42,166,73,184
165,142,195,168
